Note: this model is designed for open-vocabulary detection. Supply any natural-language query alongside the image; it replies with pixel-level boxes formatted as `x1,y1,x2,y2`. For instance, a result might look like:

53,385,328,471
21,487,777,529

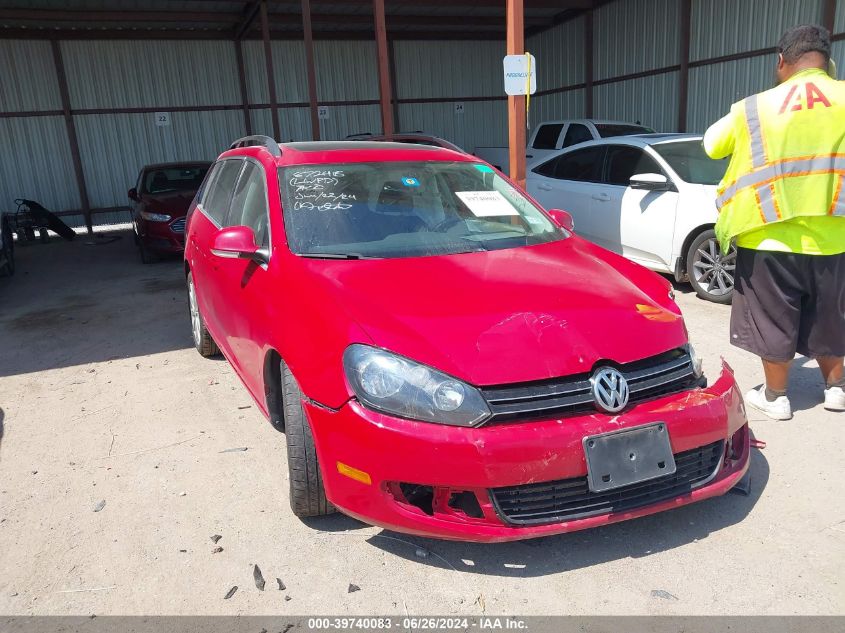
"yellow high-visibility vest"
704,68,845,248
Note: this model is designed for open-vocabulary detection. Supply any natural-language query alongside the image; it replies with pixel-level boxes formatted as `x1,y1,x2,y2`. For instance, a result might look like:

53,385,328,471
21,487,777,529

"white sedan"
526,134,734,303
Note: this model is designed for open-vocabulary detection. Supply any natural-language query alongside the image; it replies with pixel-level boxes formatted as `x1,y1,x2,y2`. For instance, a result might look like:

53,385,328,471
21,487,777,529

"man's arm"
703,110,736,159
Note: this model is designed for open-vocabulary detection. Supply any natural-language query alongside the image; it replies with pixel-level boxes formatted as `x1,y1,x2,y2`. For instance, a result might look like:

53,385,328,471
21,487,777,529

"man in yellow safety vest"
704,24,845,420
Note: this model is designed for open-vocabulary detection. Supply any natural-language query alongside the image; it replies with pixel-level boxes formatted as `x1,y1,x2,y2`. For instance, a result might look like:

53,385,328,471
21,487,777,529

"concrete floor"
0,232,842,616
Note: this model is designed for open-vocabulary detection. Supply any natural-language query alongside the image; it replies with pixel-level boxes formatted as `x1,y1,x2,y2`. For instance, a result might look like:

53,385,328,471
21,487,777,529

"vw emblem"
591,367,630,413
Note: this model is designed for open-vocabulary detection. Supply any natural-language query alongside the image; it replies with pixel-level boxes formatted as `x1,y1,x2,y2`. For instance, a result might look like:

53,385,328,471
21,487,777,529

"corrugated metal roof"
61,40,241,109
393,40,505,99
0,39,61,112
73,109,245,207
686,56,774,133
398,100,507,151
527,14,585,91
0,116,81,211
594,0,680,81
314,40,379,101
690,0,825,62
529,90,586,126
594,72,680,132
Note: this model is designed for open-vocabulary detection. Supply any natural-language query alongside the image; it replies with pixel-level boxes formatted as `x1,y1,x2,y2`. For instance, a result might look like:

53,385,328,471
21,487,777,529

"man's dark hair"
777,24,831,64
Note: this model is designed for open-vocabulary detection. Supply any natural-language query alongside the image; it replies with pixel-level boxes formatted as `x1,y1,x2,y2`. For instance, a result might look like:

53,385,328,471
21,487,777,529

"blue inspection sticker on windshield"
474,164,494,173
402,177,420,187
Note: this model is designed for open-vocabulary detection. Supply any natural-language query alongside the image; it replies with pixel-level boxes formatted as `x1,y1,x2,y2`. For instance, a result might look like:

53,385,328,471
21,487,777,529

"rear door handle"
592,192,610,201
536,183,553,191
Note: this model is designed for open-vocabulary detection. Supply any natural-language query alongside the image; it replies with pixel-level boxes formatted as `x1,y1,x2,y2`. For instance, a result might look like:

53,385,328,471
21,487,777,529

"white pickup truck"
474,119,655,173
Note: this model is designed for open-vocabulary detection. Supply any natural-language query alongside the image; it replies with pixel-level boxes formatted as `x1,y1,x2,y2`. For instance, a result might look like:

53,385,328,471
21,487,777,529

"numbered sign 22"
454,102,465,115
154,112,171,127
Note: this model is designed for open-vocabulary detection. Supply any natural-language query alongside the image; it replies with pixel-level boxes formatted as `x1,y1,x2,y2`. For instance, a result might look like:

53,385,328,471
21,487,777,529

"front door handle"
592,192,610,201
536,182,553,191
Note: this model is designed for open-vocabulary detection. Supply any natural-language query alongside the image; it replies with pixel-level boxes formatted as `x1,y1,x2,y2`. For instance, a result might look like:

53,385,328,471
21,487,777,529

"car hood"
299,237,688,387
141,191,196,217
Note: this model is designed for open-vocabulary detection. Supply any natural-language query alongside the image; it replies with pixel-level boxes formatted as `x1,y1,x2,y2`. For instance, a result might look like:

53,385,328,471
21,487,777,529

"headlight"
343,344,491,426
140,211,172,222
687,343,704,379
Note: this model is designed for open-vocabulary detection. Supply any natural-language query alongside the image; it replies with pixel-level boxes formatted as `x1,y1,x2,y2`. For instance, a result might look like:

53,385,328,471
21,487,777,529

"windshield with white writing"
279,162,565,259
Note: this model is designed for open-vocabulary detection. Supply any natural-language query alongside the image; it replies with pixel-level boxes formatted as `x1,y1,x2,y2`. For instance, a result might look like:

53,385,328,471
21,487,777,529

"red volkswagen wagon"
184,136,749,542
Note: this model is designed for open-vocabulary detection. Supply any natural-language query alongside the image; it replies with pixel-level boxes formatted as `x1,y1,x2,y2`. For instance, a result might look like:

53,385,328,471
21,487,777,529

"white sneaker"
824,386,845,411
745,386,793,420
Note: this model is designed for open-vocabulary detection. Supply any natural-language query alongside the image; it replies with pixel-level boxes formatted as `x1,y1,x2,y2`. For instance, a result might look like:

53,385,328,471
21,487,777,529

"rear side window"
202,160,243,226
226,161,270,248
552,146,605,182
532,124,564,150
562,124,592,148
595,123,654,138
604,146,663,186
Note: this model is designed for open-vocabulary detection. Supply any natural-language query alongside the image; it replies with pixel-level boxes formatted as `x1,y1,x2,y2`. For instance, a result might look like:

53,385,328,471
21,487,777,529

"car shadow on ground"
0,232,198,377
355,448,769,578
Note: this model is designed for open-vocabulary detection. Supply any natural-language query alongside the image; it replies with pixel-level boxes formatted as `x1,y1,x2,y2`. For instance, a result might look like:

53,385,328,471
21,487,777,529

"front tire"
138,239,156,264
186,271,219,357
282,361,333,518
687,229,735,304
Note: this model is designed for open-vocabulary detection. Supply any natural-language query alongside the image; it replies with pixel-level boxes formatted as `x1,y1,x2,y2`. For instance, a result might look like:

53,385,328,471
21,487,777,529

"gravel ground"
0,232,842,616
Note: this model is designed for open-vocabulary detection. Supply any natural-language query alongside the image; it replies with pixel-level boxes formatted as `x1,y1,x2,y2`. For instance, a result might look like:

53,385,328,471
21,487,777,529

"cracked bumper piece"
304,362,750,543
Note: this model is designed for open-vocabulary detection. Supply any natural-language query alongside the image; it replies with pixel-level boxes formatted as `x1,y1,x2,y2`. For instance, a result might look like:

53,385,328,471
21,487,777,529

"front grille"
490,440,724,525
170,217,186,233
480,348,699,424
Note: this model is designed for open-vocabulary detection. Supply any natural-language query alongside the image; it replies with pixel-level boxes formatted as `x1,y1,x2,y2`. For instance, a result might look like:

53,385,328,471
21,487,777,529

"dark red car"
129,161,211,263
184,136,750,542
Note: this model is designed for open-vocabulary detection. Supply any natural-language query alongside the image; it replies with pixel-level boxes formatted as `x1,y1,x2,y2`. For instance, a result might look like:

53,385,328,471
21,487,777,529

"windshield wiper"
298,252,379,260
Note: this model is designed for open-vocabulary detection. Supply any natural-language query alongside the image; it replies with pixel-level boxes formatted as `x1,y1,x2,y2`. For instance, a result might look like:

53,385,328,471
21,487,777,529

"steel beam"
301,0,321,140
260,0,281,140
373,0,394,135
506,0,526,188
234,40,253,135
50,39,92,236
677,0,691,132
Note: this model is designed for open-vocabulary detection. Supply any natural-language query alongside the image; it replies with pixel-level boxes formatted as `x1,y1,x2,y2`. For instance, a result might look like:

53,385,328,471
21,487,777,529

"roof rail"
229,135,282,157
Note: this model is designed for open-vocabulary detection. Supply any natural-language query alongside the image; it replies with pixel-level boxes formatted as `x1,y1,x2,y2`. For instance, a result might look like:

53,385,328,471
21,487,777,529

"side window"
604,146,663,186
225,162,270,249
202,160,243,225
555,146,605,182
533,157,558,178
561,124,592,148
532,124,564,150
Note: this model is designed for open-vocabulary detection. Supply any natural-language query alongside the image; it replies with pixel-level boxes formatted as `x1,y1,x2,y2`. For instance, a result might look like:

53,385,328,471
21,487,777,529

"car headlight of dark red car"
343,344,491,426
140,210,172,222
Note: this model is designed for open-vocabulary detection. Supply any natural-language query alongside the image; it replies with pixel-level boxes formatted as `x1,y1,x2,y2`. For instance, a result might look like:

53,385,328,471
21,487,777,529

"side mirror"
128,188,139,201
210,226,268,264
630,173,670,191
547,208,575,232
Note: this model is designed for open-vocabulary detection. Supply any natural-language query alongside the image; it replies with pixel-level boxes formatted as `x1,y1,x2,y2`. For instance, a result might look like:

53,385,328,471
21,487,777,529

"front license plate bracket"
583,423,676,493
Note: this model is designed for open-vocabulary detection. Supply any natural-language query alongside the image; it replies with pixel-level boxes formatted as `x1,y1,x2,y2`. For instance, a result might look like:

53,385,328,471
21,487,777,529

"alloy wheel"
691,238,736,297
188,277,202,347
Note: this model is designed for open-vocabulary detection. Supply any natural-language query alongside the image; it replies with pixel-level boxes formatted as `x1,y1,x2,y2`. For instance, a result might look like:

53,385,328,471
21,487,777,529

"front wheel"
186,271,219,357
282,361,334,518
687,229,735,304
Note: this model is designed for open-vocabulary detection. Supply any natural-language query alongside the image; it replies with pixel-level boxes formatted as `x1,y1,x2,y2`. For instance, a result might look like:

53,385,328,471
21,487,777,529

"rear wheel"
186,271,219,357
687,229,735,304
282,361,333,518
0,223,14,277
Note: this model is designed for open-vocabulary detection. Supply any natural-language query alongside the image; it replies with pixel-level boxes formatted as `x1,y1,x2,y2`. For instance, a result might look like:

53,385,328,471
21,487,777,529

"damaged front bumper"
303,361,750,543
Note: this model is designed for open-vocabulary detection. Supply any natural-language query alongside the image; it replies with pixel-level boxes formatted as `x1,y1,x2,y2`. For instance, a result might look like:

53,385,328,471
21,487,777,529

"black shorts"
730,247,845,361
